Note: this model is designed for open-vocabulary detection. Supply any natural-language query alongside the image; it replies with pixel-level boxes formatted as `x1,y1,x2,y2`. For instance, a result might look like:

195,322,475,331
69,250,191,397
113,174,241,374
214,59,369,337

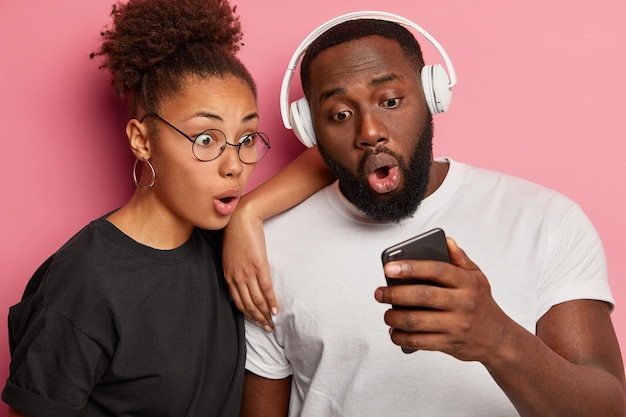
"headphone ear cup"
421,64,452,114
289,97,317,147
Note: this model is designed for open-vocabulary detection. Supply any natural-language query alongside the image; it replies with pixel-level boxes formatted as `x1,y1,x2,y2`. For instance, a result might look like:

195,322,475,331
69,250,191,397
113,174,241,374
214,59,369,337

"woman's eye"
382,98,400,108
195,132,217,147
239,133,256,147
333,110,351,121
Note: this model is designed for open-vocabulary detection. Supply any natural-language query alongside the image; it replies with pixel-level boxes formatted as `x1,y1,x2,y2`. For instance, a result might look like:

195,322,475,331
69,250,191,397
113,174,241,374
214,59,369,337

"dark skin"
240,35,625,417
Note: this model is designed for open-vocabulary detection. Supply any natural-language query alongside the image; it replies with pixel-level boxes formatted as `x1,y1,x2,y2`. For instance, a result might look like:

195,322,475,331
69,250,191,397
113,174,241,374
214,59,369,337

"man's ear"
126,118,152,160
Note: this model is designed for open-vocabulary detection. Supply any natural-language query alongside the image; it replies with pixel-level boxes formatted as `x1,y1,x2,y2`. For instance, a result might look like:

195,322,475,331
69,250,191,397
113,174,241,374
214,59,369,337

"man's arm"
240,371,292,417
376,238,626,417
486,298,625,417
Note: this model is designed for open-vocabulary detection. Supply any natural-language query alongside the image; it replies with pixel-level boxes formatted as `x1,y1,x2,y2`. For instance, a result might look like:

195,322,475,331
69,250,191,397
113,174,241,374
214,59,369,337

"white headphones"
279,11,457,148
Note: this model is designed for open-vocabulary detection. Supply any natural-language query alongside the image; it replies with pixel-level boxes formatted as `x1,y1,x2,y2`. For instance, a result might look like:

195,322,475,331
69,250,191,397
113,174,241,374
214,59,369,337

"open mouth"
364,153,401,194
374,166,390,179
214,191,240,216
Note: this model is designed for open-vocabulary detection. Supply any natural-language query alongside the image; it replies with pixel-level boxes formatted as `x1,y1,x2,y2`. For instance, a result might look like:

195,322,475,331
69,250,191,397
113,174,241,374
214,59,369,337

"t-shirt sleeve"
3,303,108,416
537,203,614,320
244,318,292,379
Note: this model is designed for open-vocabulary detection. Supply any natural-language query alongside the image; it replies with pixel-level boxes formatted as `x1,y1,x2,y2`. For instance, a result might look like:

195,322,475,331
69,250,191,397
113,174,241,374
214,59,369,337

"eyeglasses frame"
140,113,270,164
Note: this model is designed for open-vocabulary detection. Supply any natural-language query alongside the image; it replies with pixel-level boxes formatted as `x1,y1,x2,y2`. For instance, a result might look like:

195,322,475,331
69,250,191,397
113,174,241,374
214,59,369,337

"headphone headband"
280,11,457,129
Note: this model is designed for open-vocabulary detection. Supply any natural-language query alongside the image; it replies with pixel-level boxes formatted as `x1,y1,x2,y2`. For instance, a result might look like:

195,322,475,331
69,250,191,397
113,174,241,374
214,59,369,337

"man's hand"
375,237,514,361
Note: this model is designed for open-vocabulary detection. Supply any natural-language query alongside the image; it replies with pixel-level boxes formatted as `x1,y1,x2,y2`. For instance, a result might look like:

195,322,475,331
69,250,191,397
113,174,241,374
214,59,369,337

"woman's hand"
223,202,277,331
223,147,335,330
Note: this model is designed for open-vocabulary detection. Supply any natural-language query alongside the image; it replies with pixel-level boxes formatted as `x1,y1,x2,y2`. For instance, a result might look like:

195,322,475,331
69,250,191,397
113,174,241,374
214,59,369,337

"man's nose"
355,110,388,149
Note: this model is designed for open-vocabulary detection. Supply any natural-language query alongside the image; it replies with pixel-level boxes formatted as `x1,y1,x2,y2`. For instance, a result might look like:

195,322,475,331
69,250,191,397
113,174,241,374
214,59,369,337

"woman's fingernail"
263,325,273,333
271,307,278,316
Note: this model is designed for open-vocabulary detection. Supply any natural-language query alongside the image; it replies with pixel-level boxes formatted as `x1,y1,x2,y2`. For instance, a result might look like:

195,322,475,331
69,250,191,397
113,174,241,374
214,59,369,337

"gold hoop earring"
133,158,156,190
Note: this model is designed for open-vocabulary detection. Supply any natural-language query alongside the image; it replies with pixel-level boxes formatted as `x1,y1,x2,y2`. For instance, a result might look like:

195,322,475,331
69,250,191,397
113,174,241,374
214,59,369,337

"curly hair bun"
91,0,245,99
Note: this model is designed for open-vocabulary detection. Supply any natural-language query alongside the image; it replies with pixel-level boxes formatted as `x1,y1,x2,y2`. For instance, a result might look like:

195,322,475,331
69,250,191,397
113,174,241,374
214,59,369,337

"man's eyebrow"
318,74,402,104
370,73,401,87
319,87,346,104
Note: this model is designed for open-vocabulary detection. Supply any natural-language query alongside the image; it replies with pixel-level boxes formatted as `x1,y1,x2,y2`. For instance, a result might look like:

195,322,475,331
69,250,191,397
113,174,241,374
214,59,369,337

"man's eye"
382,98,400,108
333,110,351,121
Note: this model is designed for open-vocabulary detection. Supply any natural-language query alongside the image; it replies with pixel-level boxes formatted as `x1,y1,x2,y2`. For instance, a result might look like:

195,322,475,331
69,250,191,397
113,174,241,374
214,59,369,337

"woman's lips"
363,153,400,194
214,191,240,216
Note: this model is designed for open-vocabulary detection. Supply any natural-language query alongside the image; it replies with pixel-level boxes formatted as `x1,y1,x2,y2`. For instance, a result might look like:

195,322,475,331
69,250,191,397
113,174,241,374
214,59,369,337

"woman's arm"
223,147,334,328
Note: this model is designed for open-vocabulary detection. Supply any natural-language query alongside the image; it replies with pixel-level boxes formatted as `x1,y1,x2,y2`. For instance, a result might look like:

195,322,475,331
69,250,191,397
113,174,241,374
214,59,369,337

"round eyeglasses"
140,113,270,164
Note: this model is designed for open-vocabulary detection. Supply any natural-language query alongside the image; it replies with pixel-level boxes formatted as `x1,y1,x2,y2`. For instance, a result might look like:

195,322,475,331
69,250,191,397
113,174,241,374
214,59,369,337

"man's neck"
425,159,450,198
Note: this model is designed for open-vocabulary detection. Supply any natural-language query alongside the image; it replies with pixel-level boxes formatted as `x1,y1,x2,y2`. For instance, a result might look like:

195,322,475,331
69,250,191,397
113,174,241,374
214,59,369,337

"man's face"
308,35,434,222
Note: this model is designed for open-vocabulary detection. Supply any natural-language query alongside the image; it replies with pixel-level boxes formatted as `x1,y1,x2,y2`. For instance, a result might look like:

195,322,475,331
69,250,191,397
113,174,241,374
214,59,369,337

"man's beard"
317,116,434,223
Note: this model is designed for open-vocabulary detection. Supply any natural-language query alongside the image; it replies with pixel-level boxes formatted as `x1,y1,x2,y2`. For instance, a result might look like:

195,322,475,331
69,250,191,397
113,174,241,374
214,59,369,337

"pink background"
1,0,624,408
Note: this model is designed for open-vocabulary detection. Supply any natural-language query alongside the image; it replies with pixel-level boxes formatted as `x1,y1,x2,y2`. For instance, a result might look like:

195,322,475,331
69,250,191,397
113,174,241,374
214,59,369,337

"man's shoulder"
455,159,573,201
263,181,353,241
269,182,337,218
435,159,581,223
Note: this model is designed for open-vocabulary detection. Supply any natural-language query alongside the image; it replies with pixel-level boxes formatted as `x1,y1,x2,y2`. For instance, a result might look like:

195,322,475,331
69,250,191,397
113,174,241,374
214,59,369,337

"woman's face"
147,74,259,231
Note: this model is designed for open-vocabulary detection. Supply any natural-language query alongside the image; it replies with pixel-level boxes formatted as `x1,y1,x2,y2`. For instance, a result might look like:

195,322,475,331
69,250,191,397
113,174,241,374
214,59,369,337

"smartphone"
382,227,449,264
381,228,450,353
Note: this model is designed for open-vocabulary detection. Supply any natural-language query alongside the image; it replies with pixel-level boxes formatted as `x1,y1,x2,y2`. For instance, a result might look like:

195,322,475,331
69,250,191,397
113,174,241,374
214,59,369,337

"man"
239,17,626,416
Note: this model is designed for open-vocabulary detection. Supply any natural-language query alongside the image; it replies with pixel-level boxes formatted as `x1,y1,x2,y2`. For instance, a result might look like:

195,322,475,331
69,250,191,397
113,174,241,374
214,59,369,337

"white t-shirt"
245,158,613,417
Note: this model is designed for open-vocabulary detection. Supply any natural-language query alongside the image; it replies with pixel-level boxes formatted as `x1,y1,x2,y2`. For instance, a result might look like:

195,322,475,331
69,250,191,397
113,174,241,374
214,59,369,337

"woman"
2,0,330,415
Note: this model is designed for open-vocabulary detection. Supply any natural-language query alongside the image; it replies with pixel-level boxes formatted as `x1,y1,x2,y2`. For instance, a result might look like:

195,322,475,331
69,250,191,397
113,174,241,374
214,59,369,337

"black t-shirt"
2,217,245,417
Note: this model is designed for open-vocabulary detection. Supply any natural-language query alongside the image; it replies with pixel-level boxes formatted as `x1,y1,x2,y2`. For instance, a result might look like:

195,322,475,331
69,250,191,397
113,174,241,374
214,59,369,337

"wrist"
235,193,265,223
482,320,529,373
